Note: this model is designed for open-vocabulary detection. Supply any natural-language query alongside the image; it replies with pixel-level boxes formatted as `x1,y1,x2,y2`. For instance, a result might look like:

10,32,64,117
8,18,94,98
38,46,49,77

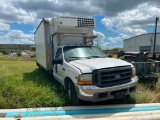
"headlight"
132,67,136,77
77,74,93,85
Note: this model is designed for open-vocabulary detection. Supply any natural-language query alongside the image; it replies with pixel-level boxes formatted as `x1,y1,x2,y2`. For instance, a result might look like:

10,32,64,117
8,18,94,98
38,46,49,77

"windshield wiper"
69,57,91,59
69,57,81,58
89,56,100,58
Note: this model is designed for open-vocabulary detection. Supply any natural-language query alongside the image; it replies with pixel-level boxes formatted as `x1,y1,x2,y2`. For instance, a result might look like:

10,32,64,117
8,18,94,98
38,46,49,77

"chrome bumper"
74,76,138,102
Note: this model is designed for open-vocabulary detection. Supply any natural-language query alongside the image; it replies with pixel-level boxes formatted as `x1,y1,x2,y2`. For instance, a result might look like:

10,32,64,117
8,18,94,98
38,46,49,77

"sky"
1,0,160,49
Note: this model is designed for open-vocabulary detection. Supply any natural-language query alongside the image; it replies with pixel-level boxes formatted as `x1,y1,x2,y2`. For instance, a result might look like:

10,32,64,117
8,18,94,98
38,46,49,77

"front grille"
93,66,132,87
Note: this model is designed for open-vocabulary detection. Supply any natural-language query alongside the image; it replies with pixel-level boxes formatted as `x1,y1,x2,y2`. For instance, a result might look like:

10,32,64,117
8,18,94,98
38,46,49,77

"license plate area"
114,91,125,99
111,89,127,99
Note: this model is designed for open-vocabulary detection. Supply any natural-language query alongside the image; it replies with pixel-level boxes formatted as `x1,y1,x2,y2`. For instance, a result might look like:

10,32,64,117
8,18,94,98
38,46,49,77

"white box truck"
34,16,138,105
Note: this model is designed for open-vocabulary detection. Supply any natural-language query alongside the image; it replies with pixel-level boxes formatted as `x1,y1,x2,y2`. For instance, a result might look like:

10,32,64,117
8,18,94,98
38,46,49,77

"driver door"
53,48,64,84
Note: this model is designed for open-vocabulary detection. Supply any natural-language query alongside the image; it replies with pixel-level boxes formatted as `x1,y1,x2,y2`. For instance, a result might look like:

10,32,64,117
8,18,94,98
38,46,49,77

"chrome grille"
93,66,132,87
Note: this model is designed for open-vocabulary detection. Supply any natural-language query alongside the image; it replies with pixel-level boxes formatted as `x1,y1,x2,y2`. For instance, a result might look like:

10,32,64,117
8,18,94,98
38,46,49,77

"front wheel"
68,81,80,106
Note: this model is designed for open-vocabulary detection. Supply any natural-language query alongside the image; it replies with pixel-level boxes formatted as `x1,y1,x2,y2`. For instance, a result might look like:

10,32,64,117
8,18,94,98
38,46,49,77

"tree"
112,48,119,52
97,44,102,50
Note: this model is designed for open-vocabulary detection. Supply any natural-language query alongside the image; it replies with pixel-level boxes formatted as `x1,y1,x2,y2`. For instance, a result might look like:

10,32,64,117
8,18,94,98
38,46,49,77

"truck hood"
69,58,133,73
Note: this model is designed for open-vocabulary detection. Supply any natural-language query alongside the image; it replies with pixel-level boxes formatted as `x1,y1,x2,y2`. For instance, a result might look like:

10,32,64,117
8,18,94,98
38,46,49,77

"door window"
55,48,62,59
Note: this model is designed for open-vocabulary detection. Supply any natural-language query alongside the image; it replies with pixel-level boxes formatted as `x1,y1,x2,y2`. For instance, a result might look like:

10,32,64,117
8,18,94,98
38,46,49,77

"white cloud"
91,0,160,17
0,18,34,44
12,0,101,20
108,33,131,43
0,21,10,31
100,42,110,50
30,29,36,33
0,30,34,44
119,27,147,35
102,3,160,30
106,27,114,33
1,0,160,26
93,41,109,50
1,0,160,45
0,0,37,25
102,3,160,43
93,31,105,41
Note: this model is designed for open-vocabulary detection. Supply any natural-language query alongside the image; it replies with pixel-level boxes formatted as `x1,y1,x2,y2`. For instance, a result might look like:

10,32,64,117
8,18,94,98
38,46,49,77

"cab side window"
55,48,62,59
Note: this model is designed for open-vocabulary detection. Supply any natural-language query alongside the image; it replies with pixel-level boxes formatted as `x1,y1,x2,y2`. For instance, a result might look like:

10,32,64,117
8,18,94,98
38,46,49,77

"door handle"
62,68,65,71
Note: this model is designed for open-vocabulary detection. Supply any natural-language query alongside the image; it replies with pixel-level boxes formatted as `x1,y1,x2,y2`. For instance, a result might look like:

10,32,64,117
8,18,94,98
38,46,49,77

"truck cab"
52,45,138,105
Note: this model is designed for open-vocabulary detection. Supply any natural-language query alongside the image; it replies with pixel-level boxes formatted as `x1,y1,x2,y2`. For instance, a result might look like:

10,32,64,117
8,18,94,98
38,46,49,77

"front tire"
68,81,80,106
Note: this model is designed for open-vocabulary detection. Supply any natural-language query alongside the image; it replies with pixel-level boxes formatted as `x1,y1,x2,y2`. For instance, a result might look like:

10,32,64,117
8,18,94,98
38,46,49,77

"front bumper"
74,76,138,102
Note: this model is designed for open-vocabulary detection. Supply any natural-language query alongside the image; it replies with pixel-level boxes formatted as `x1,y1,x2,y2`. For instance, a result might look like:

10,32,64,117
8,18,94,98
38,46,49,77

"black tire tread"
68,81,80,106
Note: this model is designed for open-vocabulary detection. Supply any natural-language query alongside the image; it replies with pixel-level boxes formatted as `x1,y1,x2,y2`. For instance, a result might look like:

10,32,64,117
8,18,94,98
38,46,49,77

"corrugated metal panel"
124,33,160,52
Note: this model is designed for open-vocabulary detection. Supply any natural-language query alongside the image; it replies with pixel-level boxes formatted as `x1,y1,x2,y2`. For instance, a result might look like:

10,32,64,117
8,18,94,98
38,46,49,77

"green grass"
0,56,69,108
0,55,160,108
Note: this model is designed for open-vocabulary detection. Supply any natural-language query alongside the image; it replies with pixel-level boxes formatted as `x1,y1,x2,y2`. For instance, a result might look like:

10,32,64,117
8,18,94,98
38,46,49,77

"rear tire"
68,81,80,106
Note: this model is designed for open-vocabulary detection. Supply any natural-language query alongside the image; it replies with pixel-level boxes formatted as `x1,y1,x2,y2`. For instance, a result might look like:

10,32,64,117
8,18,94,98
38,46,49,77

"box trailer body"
34,16,138,105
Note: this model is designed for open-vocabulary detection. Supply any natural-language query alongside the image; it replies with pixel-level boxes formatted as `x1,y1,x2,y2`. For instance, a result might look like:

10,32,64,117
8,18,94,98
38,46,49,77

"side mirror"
52,58,63,65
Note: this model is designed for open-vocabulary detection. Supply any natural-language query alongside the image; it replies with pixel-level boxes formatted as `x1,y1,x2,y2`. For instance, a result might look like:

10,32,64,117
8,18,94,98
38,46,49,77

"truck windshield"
63,46,107,62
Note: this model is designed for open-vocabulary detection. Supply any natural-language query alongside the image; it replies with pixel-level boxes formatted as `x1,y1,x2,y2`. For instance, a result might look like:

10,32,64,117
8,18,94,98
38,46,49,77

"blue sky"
0,0,160,49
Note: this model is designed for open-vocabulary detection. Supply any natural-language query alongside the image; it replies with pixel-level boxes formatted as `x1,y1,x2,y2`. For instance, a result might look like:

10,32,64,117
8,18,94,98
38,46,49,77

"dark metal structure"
153,17,159,60
117,51,149,62
117,51,160,75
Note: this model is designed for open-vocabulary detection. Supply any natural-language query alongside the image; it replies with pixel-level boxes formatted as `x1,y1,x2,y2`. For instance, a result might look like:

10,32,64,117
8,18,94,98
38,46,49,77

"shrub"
0,47,9,55
17,51,21,57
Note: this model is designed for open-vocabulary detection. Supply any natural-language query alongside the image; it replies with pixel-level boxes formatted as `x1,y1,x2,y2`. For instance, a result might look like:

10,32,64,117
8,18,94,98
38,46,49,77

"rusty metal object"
117,51,149,62
117,51,160,85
